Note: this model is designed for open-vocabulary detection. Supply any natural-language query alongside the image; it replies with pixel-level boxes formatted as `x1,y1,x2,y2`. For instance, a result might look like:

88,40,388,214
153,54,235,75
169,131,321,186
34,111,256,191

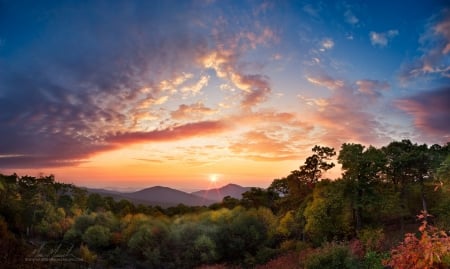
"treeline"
0,139,449,268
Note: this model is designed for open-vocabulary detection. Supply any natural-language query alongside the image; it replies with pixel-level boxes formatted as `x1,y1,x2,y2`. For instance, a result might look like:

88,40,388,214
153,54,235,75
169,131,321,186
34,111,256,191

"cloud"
399,10,450,82
370,29,399,47
321,38,335,50
107,120,231,145
355,79,390,96
0,2,215,168
229,130,304,161
199,45,273,109
170,102,217,120
395,87,450,139
305,74,390,147
224,110,314,161
345,10,359,25
303,4,320,18
242,27,278,49
306,74,345,90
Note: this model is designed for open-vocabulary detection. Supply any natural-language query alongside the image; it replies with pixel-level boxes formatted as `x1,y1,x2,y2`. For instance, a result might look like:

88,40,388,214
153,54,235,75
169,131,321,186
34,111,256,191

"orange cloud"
198,26,278,109
107,120,231,145
170,102,218,120
229,130,303,161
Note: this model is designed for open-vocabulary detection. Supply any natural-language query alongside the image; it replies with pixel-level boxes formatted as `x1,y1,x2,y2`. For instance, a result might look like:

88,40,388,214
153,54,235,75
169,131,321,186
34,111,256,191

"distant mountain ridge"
86,183,251,208
191,183,251,202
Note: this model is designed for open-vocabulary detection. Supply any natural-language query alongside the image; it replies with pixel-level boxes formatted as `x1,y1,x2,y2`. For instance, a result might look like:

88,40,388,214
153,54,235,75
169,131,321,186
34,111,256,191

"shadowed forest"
1,140,450,268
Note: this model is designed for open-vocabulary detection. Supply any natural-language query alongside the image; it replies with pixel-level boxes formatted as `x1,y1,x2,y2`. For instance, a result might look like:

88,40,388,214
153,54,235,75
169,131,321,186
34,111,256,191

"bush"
383,212,450,269
362,251,389,269
304,241,359,269
358,228,385,252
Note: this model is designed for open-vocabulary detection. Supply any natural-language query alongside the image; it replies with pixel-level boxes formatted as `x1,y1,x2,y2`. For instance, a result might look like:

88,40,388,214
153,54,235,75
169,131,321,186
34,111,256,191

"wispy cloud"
344,10,359,25
355,79,390,96
370,29,399,47
306,74,345,90
395,87,450,140
305,74,390,147
399,10,450,82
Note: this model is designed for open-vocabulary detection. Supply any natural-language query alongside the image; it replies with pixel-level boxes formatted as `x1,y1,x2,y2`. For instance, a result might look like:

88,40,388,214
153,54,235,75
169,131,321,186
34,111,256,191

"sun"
209,174,218,183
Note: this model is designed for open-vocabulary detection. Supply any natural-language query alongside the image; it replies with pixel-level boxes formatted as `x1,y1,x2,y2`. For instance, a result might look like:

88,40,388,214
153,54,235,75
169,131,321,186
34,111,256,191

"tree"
338,144,386,231
304,180,353,244
275,146,336,210
87,193,109,212
82,224,111,249
382,140,438,229
241,187,278,209
291,145,336,188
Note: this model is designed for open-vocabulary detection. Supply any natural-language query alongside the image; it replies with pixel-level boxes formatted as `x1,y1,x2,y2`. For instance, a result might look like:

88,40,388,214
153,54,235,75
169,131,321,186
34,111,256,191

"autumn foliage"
384,212,450,269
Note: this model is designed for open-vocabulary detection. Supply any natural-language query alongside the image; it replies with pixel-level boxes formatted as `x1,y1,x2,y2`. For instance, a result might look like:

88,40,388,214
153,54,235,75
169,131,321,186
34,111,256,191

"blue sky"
0,0,448,189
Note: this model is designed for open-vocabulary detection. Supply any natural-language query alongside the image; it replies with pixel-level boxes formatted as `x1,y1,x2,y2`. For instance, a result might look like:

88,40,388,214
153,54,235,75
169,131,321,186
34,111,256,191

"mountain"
191,183,251,202
122,186,215,207
86,183,252,208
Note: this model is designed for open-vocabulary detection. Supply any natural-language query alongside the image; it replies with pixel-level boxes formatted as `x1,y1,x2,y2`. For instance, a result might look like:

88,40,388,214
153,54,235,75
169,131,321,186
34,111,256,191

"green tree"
338,144,386,231
272,146,336,211
304,180,352,244
82,224,111,249
241,187,278,209
382,140,439,230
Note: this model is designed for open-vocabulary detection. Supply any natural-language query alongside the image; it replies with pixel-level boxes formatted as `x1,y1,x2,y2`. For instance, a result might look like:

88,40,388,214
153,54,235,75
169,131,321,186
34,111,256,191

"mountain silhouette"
191,183,251,202
87,183,251,207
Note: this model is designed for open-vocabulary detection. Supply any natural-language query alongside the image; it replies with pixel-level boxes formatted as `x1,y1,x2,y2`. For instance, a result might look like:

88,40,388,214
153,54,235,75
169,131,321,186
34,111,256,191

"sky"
0,0,449,191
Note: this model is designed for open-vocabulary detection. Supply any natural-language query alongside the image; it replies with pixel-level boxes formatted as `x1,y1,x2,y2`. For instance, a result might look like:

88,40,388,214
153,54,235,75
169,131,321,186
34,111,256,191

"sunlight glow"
209,174,218,183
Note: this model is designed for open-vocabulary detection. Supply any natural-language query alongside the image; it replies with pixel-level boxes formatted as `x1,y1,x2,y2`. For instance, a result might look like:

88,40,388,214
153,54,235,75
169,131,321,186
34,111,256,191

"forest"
1,139,450,269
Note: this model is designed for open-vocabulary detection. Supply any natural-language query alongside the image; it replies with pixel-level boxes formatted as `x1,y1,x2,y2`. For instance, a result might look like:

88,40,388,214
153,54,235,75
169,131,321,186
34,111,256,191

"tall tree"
278,146,336,210
338,143,386,231
382,140,438,227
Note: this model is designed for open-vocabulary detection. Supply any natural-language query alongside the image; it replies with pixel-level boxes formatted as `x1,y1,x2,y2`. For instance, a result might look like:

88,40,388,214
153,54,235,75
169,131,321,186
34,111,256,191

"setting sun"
209,174,218,183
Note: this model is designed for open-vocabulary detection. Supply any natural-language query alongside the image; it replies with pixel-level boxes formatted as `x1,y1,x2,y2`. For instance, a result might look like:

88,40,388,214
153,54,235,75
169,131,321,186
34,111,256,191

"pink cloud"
355,79,390,96
399,10,450,82
395,87,450,139
305,74,390,148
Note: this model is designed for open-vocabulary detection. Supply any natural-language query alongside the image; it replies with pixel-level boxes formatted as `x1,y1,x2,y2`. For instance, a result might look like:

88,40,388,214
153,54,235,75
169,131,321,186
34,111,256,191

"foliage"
384,212,450,269
357,227,385,252
82,224,111,249
304,180,353,244
362,251,389,269
303,241,359,269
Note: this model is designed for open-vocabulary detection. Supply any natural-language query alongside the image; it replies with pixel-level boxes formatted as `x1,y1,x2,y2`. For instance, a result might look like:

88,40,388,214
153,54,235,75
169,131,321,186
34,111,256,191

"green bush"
304,241,359,269
362,251,389,269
